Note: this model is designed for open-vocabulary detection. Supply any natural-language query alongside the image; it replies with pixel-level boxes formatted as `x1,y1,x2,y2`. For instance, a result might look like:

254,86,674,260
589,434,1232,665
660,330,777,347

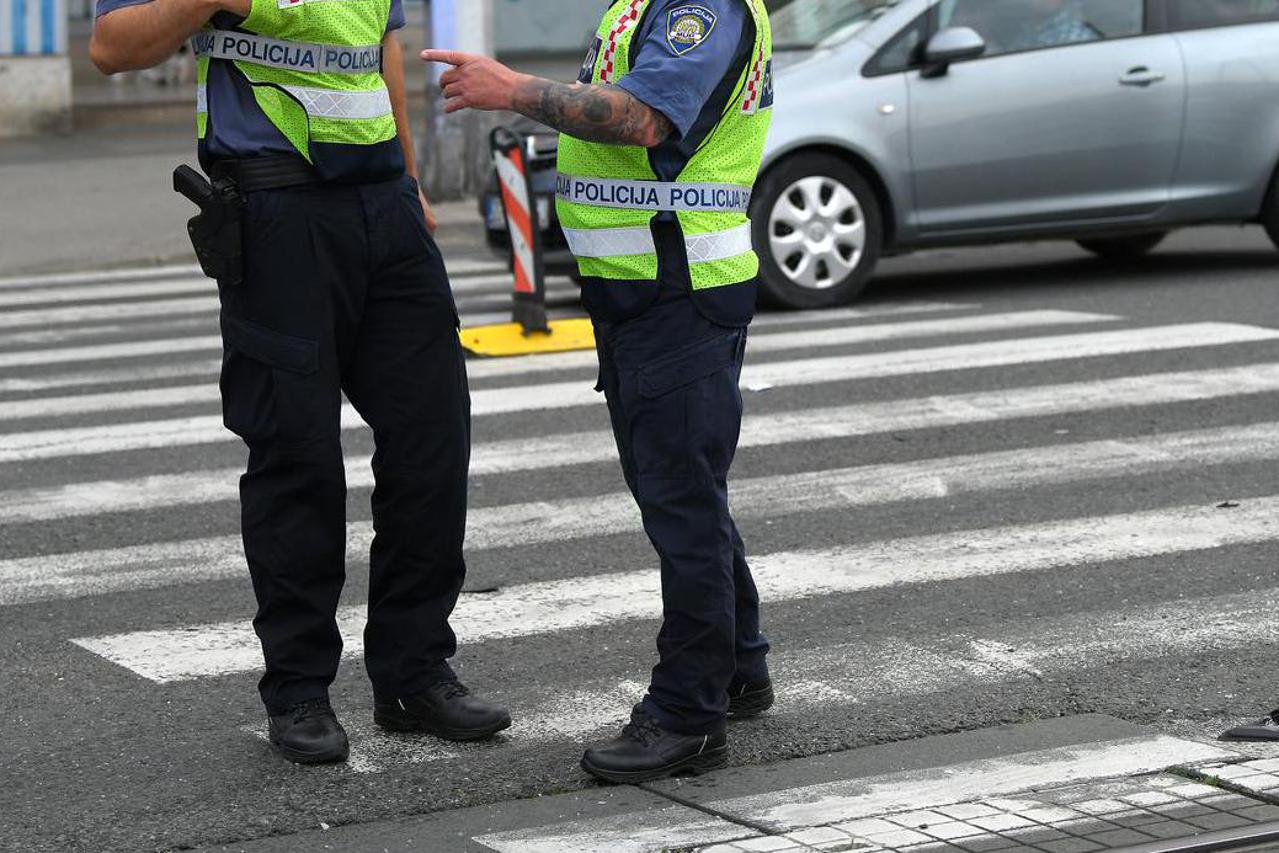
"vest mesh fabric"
196,0,395,161
555,0,772,290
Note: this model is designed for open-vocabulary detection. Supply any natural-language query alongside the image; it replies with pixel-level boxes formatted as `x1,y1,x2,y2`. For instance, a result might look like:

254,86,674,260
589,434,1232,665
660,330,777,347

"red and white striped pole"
490,126,550,335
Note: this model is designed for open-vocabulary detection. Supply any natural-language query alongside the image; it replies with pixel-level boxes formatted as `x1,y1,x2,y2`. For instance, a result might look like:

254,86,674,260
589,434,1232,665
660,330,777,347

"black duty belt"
208,155,321,193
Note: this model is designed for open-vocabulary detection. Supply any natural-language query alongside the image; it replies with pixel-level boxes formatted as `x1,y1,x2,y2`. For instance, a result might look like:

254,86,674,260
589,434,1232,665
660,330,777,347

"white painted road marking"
1,322,1269,425
0,309,1089,420
0,282,582,330
473,737,1235,851
8,361,1279,517
0,299,968,382
0,258,506,291
12,420,1279,603
0,278,212,308
252,586,1276,775
69,494,1279,681
464,309,1116,380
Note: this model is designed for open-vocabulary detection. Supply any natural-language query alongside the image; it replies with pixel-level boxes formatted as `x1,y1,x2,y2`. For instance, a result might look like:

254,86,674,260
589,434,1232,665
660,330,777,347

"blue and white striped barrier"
0,0,67,56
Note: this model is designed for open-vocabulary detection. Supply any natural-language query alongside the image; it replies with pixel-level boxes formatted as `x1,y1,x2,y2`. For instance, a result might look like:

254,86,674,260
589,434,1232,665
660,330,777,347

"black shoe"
728,676,774,720
267,697,349,765
374,681,511,741
1221,709,1279,740
581,708,727,784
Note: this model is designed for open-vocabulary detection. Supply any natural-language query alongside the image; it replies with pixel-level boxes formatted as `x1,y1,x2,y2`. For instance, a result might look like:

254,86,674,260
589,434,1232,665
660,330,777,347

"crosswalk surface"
4,256,1279,852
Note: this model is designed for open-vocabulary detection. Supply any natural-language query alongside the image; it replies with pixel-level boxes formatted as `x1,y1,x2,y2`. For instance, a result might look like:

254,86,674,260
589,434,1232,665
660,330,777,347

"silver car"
758,0,1279,308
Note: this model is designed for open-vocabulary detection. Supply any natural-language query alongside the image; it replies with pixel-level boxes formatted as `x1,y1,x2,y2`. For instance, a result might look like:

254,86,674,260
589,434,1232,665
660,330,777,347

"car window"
865,13,927,75
770,0,902,51
1167,0,1279,28
938,0,1143,57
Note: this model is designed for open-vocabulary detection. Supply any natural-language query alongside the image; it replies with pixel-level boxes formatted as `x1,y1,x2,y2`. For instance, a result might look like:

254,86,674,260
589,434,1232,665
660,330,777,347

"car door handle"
1120,67,1166,87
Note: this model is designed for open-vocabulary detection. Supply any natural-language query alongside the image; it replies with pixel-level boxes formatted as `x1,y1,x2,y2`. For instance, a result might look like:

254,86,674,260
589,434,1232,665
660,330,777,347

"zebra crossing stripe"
462,421,1279,551
1,317,217,351
0,310,1109,422
0,359,224,395
12,360,1279,522
0,303,970,395
266,586,1273,775
0,278,212,308
0,259,506,291
0,336,222,370
0,322,1267,425
464,309,1115,381
0,300,966,378
474,737,1233,851
68,494,1279,681
0,265,204,290
0,282,583,330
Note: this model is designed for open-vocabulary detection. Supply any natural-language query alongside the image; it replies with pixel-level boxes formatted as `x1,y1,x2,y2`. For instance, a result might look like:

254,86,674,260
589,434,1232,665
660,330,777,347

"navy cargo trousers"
216,174,470,714
594,296,771,735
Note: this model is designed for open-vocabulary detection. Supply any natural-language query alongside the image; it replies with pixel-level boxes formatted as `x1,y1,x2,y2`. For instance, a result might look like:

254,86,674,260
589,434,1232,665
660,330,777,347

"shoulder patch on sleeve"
666,5,718,55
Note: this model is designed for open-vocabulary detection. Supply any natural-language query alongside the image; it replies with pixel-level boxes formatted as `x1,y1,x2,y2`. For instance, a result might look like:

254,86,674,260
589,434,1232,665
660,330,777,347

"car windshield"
770,0,901,51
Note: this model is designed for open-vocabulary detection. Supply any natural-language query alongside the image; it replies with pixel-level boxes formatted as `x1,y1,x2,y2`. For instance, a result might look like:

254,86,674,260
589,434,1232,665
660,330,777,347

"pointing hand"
420,50,527,114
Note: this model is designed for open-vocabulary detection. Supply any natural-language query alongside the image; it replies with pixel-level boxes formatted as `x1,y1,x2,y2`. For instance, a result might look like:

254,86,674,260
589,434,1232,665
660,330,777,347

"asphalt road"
3,225,1279,852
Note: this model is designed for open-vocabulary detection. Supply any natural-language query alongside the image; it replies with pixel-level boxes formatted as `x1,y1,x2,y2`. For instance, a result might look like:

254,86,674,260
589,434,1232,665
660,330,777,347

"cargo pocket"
629,332,742,481
219,312,324,444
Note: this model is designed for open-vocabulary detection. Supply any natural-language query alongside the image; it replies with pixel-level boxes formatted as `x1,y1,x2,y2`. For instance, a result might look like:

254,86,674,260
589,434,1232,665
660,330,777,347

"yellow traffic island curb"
460,318,596,358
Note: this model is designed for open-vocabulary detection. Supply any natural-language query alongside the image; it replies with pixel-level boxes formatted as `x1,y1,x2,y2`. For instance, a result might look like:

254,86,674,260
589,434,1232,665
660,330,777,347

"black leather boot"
728,676,774,720
374,681,511,741
267,697,349,765
1221,709,1279,740
581,708,727,783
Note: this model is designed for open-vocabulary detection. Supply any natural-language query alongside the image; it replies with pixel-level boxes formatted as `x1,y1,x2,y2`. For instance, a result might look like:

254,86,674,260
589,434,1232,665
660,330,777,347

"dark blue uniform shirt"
95,0,406,182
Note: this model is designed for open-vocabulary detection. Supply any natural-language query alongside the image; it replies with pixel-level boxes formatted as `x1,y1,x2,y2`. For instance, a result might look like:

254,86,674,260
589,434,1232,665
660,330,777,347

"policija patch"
667,5,717,55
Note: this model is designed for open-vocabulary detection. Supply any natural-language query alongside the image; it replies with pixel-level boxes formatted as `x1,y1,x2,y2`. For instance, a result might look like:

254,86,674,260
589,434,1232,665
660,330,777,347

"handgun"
173,164,243,288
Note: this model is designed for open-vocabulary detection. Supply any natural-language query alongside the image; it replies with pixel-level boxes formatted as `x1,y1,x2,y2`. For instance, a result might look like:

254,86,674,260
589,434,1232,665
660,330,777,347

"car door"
907,0,1186,234
1161,0,1279,219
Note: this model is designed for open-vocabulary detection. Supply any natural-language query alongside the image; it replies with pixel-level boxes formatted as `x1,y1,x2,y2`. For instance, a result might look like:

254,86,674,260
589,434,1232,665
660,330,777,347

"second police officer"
90,0,509,764
424,0,775,781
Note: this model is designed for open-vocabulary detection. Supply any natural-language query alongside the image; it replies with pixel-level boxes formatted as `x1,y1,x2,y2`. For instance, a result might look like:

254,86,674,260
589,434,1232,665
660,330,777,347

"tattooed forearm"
512,78,673,147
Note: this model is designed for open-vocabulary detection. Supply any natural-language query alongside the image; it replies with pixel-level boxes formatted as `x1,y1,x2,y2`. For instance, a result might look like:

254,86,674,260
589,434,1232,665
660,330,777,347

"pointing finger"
420,49,468,66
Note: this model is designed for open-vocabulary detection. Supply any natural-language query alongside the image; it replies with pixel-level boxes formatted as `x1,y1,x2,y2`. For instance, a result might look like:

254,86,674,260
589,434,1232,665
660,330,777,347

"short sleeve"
95,0,152,18
616,0,751,140
386,0,406,33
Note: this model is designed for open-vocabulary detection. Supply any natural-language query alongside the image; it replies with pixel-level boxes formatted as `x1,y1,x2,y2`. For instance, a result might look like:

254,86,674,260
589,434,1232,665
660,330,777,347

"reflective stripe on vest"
191,30,381,75
555,174,752,214
195,82,389,120
564,222,752,263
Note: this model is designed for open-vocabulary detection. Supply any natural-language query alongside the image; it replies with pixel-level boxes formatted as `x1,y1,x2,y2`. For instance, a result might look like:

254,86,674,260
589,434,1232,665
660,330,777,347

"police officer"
91,0,509,764
424,0,774,782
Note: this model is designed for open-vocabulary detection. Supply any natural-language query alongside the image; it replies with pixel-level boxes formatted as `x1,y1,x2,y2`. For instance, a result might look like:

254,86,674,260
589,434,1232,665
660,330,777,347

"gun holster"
173,164,245,288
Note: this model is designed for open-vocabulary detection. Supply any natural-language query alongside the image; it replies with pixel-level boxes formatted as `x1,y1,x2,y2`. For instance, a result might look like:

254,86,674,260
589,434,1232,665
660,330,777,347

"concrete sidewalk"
197,715,1279,853
0,121,491,278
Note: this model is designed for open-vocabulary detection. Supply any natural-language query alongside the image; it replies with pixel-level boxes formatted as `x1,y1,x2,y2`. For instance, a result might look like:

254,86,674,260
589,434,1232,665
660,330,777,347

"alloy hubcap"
768,175,866,291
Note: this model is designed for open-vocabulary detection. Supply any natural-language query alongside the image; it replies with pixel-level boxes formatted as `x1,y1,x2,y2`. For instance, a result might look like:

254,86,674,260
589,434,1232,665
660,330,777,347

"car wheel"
1076,232,1169,261
752,154,883,309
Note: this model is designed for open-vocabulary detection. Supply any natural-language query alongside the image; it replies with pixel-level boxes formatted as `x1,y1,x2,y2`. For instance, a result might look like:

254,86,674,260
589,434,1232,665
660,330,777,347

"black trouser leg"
219,185,364,714
345,177,470,698
596,299,769,734
730,522,770,683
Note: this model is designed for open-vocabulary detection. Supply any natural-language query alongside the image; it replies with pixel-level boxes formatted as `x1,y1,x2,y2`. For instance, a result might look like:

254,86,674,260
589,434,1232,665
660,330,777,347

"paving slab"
197,784,754,853
649,715,1150,807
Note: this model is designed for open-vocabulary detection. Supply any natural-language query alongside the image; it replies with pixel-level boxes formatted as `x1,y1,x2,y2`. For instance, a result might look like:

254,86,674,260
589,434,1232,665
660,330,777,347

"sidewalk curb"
192,715,1279,853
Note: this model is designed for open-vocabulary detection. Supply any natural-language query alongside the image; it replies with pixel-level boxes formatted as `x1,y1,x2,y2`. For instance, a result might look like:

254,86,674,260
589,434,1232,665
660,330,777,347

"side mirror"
921,26,986,77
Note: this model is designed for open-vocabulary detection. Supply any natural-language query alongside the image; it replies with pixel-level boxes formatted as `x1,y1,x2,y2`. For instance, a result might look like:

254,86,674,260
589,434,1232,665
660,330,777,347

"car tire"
752,153,883,310
1076,232,1169,261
